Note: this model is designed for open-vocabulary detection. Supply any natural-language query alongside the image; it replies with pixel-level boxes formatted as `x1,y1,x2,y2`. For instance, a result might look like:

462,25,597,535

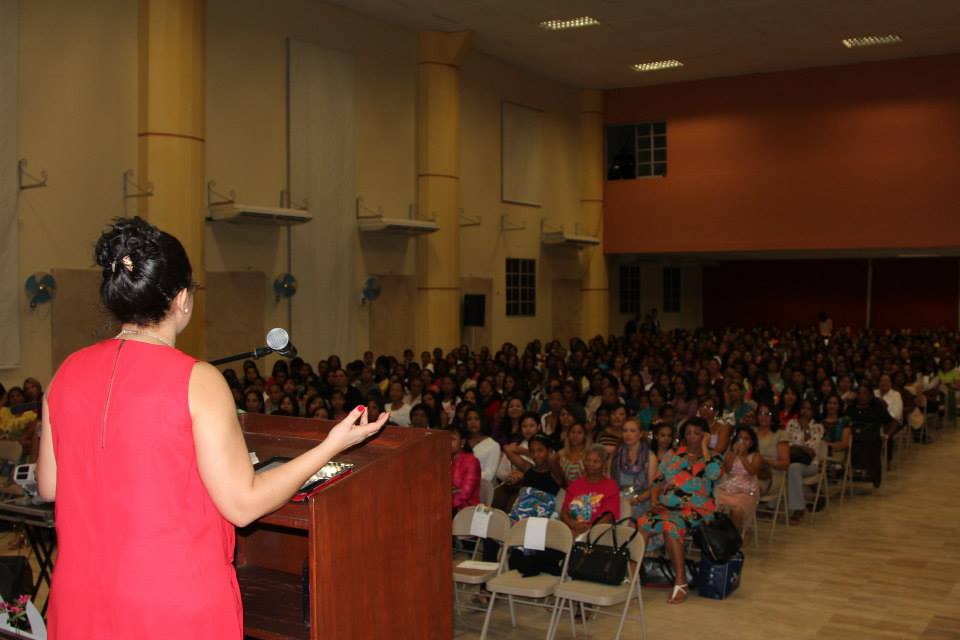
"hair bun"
95,216,162,275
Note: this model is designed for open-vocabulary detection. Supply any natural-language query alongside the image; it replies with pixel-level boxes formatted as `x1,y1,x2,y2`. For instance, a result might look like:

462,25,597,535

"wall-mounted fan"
273,273,298,302
25,272,57,308
361,276,382,304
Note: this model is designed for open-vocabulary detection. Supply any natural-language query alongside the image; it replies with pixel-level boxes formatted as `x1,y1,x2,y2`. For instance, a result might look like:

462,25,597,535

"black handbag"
507,548,565,577
568,513,638,585
693,512,742,564
640,555,699,588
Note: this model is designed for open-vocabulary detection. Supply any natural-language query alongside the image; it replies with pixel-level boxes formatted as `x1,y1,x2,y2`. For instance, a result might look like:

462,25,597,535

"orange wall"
603,54,960,254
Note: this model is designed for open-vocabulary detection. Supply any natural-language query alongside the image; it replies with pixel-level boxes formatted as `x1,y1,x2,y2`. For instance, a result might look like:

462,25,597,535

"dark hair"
244,389,265,413
561,402,587,426
409,402,438,427
273,393,300,417
448,425,472,454
655,421,675,437
529,433,554,451
462,406,491,436
733,426,759,453
683,416,709,437
95,217,194,326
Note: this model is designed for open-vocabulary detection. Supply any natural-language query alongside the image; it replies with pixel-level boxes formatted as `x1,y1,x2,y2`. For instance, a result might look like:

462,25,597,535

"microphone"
266,327,298,358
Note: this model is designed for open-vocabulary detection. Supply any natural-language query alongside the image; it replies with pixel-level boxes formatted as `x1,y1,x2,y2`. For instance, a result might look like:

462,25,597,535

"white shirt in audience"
472,437,502,483
875,388,903,423
388,403,412,426
495,442,532,482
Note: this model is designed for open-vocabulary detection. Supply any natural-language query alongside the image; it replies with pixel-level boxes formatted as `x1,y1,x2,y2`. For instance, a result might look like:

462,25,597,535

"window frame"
619,264,642,314
662,267,681,313
505,258,537,317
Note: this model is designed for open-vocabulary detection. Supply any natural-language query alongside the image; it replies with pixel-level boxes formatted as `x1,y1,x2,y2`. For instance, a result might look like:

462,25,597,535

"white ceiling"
325,0,960,88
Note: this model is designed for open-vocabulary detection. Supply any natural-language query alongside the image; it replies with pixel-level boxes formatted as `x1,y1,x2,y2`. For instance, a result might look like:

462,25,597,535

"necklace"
116,328,174,348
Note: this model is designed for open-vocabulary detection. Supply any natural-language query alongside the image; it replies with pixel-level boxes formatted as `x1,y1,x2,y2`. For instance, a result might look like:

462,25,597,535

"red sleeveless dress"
46,339,242,639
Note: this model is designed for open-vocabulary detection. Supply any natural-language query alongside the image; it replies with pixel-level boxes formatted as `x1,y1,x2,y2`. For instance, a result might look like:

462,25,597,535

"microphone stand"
209,346,274,367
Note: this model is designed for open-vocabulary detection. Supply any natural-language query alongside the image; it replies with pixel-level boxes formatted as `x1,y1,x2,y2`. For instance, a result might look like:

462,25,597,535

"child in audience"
451,426,480,514
717,426,762,532
653,422,676,462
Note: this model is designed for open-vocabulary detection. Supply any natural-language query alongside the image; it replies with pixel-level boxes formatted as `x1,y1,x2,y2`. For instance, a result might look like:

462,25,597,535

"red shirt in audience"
452,451,481,511
562,476,621,523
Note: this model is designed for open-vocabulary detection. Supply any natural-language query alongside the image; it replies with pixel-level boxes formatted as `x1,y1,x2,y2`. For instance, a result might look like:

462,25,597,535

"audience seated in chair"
637,417,724,605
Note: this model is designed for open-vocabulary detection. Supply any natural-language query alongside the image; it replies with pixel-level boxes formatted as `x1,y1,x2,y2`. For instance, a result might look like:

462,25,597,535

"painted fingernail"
356,405,365,412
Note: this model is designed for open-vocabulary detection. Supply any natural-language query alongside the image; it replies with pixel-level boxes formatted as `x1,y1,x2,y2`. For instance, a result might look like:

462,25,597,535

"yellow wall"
5,0,138,389
459,54,582,350
6,0,625,387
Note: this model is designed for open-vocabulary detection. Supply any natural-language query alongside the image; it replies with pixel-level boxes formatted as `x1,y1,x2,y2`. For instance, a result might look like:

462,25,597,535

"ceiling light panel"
538,16,600,31
842,34,903,48
632,59,684,72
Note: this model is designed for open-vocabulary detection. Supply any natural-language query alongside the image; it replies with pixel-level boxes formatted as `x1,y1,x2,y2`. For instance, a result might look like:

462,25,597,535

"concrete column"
579,89,609,339
415,31,473,353
138,0,206,358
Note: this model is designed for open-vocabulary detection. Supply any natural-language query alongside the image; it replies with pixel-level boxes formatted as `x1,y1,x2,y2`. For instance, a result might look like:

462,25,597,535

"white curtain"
288,41,356,362
0,0,19,369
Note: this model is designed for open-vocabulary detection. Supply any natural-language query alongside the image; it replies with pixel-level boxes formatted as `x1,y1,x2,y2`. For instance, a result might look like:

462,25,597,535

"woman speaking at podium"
36,217,388,639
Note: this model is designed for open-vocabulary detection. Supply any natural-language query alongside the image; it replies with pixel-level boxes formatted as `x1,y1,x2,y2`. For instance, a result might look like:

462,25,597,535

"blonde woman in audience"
716,426,762,532
463,406,501,483
609,418,658,519
784,399,825,522
554,422,591,484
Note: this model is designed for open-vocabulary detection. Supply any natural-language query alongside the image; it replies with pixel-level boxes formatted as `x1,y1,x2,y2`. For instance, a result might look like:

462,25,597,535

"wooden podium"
237,414,452,639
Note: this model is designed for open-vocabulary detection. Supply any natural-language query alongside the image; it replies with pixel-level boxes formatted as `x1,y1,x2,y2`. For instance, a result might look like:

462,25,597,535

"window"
606,121,667,180
506,258,536,316
663,267,681,313
619,264,641,314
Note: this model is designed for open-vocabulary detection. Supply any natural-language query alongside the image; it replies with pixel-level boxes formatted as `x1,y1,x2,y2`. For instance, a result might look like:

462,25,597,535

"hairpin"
112,255,134,273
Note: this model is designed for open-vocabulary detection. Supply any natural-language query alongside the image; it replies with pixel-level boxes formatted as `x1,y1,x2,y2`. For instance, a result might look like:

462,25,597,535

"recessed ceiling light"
632,59,684,72
538,16,600,31
842,34,903,48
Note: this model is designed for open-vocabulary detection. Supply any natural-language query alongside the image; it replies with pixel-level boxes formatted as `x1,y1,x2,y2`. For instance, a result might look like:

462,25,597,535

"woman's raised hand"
326,406,389,453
